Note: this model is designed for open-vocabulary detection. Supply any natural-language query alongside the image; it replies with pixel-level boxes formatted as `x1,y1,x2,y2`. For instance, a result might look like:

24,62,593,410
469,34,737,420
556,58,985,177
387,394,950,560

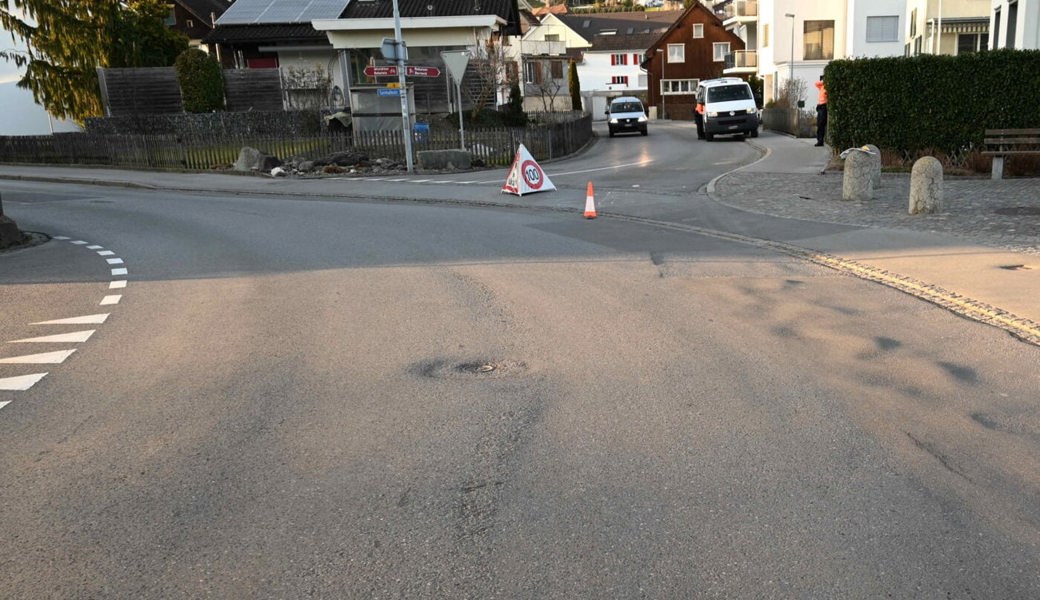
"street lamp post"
656,48,666,120
785,13,795,91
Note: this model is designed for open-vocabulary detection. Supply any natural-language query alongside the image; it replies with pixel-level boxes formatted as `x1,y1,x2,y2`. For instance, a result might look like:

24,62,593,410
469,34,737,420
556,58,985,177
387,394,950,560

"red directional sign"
364,65,398,77
405,65,441,77
363,65,442,78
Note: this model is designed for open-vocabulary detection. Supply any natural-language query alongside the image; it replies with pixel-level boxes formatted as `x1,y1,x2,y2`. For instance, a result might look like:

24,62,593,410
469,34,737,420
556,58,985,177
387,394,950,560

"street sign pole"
441,51,470,151
391,0,414,173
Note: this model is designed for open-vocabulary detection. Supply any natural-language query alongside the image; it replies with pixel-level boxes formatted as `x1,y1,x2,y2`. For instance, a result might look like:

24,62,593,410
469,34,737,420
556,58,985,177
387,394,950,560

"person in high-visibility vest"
814,76,828,147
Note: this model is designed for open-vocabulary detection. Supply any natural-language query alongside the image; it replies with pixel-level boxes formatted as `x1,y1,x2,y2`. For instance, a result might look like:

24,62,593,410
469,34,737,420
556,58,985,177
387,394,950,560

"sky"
1,4,80,135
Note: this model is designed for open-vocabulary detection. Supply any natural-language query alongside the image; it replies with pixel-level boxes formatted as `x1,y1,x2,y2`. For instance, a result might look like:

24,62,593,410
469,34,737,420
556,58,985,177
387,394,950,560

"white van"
605,96,648,137
695,78,759,141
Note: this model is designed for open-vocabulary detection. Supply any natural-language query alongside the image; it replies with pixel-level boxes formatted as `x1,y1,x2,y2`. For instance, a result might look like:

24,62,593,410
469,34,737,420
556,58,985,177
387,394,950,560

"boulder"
909,156,943,215
864,144,882,188
233,147,282,172
297,160,315,172
328,151,367,167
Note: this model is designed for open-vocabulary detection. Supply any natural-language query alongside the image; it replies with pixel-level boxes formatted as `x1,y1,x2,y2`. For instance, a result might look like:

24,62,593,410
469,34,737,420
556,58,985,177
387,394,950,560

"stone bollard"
909,156,943,215
841,149,874,201
865,144,882,188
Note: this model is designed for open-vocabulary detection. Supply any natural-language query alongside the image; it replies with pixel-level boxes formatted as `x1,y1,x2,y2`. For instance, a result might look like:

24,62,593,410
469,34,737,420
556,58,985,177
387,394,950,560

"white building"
718,0,907,108
990,0,1040,48
904,0,990,55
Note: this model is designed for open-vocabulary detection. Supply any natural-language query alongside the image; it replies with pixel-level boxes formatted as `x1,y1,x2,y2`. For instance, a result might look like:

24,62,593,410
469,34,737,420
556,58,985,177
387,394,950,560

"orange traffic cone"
584,181,597,219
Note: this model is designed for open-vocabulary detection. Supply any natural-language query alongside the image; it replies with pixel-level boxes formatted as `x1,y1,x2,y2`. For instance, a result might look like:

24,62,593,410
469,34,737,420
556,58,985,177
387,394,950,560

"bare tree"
466,36,511,120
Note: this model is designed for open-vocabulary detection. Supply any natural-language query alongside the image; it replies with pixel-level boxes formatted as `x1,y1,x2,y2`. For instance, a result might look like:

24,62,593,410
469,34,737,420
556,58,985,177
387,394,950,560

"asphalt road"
2,122,1039,598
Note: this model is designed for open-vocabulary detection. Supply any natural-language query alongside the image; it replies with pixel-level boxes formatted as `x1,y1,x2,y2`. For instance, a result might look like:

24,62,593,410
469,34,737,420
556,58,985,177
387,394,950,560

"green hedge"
826,49,1040,155
175,49,225,113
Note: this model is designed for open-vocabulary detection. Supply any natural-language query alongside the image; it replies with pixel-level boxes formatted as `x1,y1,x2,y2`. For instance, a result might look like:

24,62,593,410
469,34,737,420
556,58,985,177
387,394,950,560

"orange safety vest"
815,80,828,105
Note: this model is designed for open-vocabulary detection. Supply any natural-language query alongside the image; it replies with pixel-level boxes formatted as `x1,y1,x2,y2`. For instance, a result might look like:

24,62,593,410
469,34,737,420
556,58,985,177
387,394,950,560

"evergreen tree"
1,0,187,121
568,60,582,111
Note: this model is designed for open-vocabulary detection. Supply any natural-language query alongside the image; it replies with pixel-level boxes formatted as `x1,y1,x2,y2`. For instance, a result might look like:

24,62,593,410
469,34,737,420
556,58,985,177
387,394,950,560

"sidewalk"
2,136,1039,345
709,131,1040,343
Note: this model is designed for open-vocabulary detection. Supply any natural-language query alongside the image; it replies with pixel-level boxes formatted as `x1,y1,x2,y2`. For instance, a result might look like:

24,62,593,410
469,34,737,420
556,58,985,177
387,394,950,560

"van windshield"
611,102,643,113
706,85,752,103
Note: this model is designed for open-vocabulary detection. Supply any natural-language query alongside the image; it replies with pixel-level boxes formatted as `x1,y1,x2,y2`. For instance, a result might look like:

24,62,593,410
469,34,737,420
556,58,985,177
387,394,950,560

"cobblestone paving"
713,172,1040,255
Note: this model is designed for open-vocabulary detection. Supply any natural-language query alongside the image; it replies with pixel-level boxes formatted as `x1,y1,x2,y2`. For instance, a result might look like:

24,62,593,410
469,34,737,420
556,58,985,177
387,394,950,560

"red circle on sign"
520,160,544,190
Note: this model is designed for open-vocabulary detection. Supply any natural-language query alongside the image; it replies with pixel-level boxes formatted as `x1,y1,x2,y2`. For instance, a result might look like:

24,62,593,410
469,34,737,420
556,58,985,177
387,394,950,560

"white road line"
0,350,76,364
550,159,654,178
97,250,115,256
10,330,95,343
111,268,128,276
87,245,104,250
105,258,124,265
110,280,127,289
70,240,88,245
0,401,9,410
32,314,110,325
100,295,122,306
0,373,48,391
53,236,70,240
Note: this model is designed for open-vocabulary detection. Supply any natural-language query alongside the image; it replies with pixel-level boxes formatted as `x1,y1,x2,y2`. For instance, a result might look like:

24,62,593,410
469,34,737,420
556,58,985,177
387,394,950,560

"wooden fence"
0,114,593,171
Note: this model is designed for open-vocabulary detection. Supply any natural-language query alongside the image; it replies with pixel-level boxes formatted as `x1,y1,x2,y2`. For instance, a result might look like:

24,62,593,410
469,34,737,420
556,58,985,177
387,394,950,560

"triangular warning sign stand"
502,144,556,196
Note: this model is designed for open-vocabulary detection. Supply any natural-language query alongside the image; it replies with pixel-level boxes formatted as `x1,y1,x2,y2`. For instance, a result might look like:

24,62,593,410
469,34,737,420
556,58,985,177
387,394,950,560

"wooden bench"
983,128,1040,180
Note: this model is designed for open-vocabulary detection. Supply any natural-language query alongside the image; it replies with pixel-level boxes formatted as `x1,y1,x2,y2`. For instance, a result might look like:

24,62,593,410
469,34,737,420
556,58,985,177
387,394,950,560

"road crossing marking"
0,350,76,364
0,373,48,391
10,330,96,344
2,237,131,401
32,314,110,325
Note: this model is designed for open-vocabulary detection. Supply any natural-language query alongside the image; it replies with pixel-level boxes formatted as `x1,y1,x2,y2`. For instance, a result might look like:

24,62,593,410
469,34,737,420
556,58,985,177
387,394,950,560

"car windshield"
611,102,642,113
706,85,752,102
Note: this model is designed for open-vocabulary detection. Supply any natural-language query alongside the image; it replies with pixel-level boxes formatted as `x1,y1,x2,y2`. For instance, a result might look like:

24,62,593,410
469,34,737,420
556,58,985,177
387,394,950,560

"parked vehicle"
695,78,759,141
605,96,648,137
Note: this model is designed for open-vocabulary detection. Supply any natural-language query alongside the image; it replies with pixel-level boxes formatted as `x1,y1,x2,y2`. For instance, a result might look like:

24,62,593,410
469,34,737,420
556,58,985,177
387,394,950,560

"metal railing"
724,50,758,70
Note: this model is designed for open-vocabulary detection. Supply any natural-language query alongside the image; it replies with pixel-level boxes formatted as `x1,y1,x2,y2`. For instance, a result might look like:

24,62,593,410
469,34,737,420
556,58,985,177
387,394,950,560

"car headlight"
609,118,618,124
637,115,647,123
706,111,718,118
747,108,758,115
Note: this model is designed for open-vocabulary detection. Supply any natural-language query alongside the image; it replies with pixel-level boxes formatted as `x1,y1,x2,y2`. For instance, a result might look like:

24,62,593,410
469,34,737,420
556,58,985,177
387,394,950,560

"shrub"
826,49,1040,156
175,48,224,113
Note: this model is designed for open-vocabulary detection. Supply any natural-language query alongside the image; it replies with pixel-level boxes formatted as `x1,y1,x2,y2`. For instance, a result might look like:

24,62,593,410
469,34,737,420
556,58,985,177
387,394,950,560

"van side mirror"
604,108,610,115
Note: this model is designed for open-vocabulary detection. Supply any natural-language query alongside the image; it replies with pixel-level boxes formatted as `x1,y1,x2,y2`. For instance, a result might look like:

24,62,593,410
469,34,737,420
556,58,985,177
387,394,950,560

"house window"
186,18,194,28
993,9,1001,50
712,42,730,62
550,60,564,79
804,20,834,60
611,53,628,65
692,23,704,39
866,16,899,43
762,23,769,48
661,78,699,95
632,53,639,65
957,33,987,54
524,61,539,84
667,44,685,63
544,34,560,42
165,6,176,26
1007,0,1018,48
909,9,917,38
611,75,629,85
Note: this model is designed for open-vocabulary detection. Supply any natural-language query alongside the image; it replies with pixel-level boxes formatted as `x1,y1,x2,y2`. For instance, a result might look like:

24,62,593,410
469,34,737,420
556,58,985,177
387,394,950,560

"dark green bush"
175,48,224,113
826,49,1040,155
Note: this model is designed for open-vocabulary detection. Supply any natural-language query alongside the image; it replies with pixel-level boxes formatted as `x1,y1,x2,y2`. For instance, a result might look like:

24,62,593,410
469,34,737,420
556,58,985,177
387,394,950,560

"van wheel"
640,128,648,136
608,130,615,138
704,133,714,141
750,128,759,138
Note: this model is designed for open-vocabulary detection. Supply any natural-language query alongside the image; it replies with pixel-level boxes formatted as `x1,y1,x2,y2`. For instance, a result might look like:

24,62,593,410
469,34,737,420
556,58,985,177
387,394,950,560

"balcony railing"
724,50,758,70
724,0,758,20
521,40,567,56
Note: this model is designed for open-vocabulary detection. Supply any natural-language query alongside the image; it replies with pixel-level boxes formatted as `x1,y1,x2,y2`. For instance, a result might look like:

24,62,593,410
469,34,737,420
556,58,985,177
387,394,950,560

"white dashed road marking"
0,373,49,391
0,350,77,364
2,235,131,401
11,330,96,344
32,314,110,325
